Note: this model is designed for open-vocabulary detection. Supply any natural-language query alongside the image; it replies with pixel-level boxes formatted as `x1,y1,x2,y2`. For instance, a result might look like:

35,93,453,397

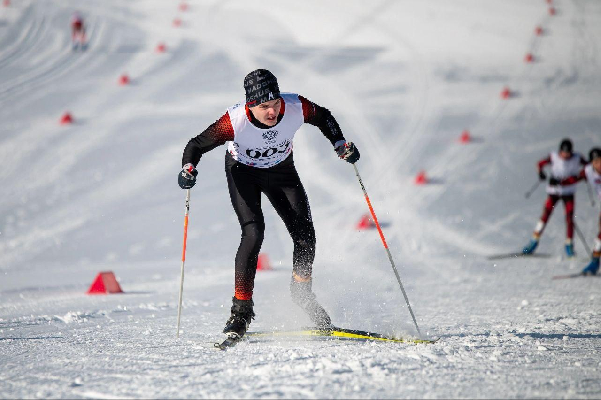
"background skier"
552,148,601,274
522,138,588,257
178,69,360,340
70,11,86,50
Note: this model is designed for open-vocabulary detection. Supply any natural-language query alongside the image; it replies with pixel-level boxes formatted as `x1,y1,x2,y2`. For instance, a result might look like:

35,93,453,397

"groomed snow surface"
2,0,601,398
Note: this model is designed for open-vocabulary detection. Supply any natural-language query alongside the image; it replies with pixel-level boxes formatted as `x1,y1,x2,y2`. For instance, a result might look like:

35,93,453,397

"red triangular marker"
415,170,428,185
87,271,123,294
356,214,375,230
60,112,73,125
256,253,272,271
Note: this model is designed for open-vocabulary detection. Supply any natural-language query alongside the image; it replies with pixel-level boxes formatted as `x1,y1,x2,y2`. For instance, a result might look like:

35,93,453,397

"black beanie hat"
244,69,280,107
559,138,573,153
590,147,601,162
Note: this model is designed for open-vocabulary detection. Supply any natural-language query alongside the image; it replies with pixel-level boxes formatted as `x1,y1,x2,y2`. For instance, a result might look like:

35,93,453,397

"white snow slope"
2,0,601,398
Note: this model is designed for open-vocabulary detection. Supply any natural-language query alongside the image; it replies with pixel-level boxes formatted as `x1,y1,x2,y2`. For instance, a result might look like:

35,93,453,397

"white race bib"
547,152,583,195
226,93,304,168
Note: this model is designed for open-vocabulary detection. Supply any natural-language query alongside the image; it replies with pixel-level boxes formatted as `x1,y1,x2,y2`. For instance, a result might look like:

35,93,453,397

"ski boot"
582,257,600,276
522,238,539,255
223,297,255,339
290,276,333,332
565,239,575,258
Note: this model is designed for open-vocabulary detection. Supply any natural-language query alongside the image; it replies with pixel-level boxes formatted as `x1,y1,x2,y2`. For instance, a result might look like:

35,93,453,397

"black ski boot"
223,297,255,338
290,277,333,331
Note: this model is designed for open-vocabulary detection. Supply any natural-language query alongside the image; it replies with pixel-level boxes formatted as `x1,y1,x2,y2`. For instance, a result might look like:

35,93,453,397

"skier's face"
593,158,601,174
250,98,281,126
559,151,572,160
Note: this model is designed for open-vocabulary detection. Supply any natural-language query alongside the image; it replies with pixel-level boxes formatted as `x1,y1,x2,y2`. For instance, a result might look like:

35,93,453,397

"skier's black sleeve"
299,96,346,146
182,112,234,167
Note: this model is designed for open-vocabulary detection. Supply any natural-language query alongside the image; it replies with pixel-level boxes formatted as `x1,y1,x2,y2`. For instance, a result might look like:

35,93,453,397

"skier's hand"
538,170,547,181
335,141,360,164
549,177,560,186
178,163,198,189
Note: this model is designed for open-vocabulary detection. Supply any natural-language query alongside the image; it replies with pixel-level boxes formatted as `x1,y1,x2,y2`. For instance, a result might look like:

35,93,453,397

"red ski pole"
176,189,191,338
352,164,422,337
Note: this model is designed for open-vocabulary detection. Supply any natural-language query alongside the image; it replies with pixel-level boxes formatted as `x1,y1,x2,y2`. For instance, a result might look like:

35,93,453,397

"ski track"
1,0,601,398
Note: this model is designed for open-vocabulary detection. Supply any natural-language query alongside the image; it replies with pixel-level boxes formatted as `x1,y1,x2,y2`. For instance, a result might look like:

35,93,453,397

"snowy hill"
1,0,601,398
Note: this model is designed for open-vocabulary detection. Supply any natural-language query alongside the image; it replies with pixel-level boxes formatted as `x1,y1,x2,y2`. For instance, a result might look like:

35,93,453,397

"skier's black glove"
178,163,198,189
335,141,360,164
549,177,560,186
538,170,547,181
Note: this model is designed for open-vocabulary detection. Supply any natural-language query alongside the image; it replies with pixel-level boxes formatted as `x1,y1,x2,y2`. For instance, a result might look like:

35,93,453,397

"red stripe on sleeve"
211,112,235,142
299,95,316,122
538,155,552,171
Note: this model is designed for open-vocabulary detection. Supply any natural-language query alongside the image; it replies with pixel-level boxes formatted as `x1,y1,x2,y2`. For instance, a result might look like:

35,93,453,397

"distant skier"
551,148,601,274
71,11,86,51
522,138,588,257
178,69,360,340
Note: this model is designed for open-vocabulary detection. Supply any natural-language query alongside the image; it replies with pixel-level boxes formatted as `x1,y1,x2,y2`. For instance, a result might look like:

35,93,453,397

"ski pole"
574,222,591,255
176,189,191,338
586,182,596,207
525,180,541,199
352,164,422,337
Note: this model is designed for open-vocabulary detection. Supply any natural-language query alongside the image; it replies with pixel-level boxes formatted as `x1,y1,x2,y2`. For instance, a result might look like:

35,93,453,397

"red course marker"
118,74,130,85
415,170,428,185
256,253,272,271
356,214,376,230
87,271,123,295
60,112,73,125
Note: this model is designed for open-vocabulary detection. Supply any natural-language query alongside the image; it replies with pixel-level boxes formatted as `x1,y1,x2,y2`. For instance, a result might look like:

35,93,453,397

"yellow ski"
247,327,438,344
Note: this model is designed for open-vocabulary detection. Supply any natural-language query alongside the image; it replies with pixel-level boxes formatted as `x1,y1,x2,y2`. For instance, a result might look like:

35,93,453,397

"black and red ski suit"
182,96,345,301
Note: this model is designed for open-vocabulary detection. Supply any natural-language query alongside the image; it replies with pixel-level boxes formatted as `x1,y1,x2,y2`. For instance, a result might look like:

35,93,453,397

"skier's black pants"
225,154,315,301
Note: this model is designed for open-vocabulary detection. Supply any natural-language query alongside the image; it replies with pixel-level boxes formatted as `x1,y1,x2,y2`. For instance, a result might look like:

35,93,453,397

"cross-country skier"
551,148,601,274
178,69,360,340
522,138,588,257
71,11,86,51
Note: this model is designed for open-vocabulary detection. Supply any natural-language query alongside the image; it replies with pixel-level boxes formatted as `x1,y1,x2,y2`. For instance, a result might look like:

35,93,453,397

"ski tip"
214,333,243,350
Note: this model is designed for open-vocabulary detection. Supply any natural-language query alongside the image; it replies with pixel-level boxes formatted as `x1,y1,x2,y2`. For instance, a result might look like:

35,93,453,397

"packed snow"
1,0,601,398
